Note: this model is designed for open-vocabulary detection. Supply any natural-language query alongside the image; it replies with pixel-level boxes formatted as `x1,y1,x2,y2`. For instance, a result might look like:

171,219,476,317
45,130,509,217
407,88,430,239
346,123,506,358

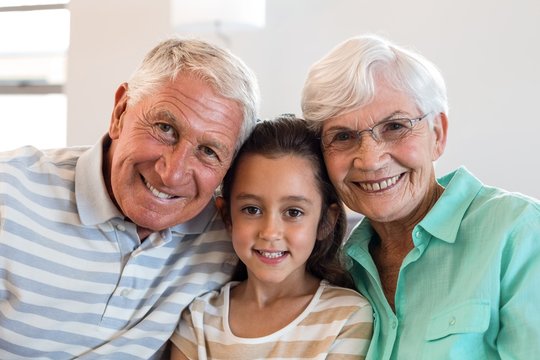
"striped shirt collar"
75,135,217,235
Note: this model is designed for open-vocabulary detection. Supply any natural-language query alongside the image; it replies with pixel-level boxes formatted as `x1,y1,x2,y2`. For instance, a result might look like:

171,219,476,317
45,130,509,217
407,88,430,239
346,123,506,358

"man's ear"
109,83,129,140
431,112,448,161
317,203,340,240
216,196,232,233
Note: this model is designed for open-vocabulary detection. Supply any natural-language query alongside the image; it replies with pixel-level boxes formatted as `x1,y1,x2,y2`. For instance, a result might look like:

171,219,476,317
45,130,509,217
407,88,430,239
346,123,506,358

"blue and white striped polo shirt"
0,138,237,359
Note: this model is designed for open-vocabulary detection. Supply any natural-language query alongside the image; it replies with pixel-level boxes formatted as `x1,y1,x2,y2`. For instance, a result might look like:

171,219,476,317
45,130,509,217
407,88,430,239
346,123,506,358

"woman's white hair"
127,38,260,150
301,34,448,131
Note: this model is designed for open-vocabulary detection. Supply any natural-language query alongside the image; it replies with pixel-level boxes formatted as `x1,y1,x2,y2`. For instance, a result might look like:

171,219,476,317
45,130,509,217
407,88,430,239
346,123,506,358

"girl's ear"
216,196,232,233
317,203,340,240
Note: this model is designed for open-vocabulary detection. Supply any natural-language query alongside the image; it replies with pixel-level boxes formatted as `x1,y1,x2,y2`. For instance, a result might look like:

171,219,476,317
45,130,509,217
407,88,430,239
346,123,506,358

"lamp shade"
172,0,266,33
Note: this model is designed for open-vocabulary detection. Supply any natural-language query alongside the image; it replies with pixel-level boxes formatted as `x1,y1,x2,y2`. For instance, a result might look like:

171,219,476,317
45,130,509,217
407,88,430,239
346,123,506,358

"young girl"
170,115,373,359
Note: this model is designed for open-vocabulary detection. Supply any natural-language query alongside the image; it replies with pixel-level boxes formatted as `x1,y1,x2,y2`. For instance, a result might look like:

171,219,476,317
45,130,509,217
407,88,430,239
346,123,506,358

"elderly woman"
301,34,540,359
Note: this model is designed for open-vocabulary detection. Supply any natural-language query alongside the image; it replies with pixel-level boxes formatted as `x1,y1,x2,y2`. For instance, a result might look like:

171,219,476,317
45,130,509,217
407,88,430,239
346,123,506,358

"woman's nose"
352,136,387,171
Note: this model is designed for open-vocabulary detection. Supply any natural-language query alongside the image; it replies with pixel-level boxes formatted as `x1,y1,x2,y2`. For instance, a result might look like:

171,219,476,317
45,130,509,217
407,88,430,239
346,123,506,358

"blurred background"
1,0,539,199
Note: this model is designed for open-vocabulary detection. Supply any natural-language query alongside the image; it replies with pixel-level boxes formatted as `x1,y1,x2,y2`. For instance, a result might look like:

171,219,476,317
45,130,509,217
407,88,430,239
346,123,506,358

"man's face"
106,72,243,237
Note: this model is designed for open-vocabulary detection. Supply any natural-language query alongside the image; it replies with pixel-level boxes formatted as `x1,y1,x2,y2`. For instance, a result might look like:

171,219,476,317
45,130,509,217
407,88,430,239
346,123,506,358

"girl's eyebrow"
235,193,314,204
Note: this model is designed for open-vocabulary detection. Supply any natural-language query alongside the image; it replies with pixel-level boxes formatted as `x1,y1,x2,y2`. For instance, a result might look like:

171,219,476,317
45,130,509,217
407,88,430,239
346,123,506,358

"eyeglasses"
320,113,430,152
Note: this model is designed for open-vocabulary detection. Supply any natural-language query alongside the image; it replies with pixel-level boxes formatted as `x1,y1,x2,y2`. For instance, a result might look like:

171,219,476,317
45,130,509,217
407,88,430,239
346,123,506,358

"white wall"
67,0,540,199
66,0,172,145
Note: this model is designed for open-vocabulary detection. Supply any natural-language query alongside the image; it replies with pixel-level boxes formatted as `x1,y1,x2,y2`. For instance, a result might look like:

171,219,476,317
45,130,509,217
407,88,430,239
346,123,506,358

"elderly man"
0,38,259,359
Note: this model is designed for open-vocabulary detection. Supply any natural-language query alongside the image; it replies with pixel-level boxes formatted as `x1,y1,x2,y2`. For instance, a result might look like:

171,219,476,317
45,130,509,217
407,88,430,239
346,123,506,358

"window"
0,1,70,151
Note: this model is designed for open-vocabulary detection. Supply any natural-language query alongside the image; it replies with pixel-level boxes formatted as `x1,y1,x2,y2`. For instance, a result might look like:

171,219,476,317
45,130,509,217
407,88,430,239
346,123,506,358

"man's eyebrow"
151,109,177,122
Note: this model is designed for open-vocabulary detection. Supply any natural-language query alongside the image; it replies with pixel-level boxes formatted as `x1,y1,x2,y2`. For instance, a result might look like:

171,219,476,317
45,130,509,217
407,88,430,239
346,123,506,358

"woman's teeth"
360,174,400,191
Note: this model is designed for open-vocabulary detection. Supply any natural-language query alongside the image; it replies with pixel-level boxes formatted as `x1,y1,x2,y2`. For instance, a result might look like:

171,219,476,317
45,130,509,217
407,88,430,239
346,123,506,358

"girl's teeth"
258,250,285,259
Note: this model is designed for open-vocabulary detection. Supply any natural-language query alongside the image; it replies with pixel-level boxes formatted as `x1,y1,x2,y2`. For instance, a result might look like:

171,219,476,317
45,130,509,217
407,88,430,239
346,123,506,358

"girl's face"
223,153,323,287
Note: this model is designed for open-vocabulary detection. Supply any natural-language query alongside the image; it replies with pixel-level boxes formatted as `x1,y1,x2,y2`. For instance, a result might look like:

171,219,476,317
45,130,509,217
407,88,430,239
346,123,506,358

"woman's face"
321,77,447,224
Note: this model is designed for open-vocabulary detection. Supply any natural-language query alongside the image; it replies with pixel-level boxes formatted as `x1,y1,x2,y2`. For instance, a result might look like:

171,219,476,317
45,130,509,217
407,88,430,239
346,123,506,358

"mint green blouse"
346,167,540,360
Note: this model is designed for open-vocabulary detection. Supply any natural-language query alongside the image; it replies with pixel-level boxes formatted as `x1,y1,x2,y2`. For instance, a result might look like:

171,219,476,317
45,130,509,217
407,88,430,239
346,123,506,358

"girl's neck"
228,273,320,338
232,272,320,308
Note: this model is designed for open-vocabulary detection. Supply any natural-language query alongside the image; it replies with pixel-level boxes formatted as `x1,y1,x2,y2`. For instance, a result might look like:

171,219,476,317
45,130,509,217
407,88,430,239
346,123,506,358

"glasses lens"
374,118,413,142
323,130,358,151
322,116,420,151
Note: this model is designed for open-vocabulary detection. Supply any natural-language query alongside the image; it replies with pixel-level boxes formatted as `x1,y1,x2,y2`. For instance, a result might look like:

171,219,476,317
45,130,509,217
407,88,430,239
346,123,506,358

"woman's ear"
431,112,448,161
109,83,129,140
216,196,232,233
317,203,340,240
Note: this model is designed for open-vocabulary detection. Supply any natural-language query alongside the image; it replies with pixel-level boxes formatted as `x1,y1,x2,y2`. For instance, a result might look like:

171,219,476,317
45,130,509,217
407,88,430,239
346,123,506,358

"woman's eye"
385,122,406,131
334,131,353,142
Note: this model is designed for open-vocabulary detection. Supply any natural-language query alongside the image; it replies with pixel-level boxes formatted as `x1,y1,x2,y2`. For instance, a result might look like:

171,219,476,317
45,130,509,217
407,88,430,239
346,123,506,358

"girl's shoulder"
318,280,371,309
189,281,239,313
301,280,373,326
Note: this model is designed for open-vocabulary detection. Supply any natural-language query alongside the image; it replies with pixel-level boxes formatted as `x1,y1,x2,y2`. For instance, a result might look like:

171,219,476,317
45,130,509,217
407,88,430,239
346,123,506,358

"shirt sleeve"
170,300,202,360
497,208,540,358
326,300,373,359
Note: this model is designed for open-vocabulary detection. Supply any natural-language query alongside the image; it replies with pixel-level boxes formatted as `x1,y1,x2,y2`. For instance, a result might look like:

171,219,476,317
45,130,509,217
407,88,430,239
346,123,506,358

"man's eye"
157,123,173,133
200,146,218,159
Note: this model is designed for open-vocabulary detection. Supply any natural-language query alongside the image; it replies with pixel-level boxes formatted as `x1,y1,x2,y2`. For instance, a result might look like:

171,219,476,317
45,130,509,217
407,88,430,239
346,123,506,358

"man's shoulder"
0,145,90,171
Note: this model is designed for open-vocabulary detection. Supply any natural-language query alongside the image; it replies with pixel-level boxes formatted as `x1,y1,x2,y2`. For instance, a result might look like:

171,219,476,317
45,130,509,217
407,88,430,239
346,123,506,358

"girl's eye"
286,208,303,218
241,206,261,215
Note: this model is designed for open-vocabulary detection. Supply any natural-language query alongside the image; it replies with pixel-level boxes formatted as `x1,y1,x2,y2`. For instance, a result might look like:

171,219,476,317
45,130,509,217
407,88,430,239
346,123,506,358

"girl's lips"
256,250,286,259
254,249,289,264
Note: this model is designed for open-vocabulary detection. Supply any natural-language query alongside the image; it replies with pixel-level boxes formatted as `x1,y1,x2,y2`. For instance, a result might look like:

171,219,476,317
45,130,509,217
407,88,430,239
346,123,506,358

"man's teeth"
360,174,400,191
144,180,174,199
258,250,285,259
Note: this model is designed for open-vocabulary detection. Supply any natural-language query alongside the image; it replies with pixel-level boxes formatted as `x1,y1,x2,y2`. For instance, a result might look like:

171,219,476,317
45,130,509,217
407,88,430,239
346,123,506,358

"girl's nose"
258,214,283,242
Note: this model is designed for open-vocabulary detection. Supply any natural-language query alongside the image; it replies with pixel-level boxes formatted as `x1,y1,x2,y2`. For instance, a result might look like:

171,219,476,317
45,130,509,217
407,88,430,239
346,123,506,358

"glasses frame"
320,112,431,152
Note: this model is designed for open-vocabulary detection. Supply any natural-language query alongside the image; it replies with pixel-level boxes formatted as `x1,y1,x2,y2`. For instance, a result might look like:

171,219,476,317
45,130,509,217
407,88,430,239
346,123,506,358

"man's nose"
155,142,193,186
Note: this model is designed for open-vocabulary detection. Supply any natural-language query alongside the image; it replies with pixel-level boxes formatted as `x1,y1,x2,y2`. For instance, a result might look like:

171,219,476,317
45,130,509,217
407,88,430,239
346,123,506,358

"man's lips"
143,176,177,199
